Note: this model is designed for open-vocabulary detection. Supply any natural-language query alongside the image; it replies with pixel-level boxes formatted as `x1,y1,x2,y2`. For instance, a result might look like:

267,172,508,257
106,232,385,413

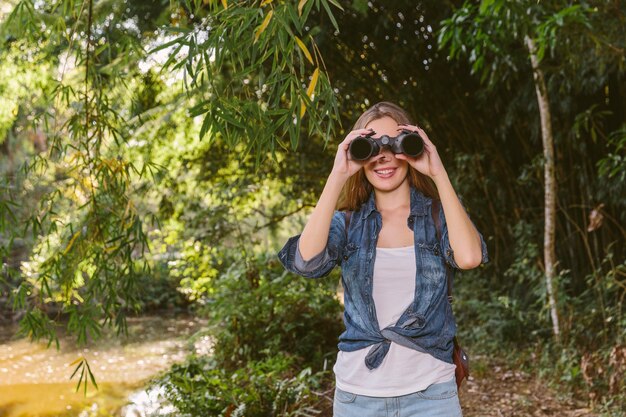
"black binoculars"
348,129,425,161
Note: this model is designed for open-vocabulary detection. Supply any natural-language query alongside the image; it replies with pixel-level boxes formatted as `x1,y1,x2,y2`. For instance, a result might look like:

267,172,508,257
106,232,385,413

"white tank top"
333,245,456,397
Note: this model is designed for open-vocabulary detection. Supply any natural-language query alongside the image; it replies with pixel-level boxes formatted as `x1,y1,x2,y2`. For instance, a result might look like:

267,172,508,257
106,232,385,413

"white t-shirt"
333,245,456,397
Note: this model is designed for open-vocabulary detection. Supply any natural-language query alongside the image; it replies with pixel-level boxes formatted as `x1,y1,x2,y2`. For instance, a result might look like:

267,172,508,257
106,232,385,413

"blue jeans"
333,377,463,417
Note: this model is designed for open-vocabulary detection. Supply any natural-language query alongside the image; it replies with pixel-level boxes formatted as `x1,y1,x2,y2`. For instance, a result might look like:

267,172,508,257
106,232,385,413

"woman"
278,102,488,417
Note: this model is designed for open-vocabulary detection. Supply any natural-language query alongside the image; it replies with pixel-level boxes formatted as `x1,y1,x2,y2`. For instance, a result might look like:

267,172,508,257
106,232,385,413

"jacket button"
434,248,440,256
408,218,414,224
343,255,349,260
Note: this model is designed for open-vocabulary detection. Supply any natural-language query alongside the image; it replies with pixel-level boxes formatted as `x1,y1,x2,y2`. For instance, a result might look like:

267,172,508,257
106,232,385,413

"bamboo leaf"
86,360,99,390
479,0,495,14
104,243,120,254
326,0,344,11
199,113,212,140
298,0,308,16
75,366,85,393
321,0,340,31
63,230,81,255
294,36,314,65
254,10,274,43
300,67,320,118
306,67,320,98
69,356,85,368
147,35,186,55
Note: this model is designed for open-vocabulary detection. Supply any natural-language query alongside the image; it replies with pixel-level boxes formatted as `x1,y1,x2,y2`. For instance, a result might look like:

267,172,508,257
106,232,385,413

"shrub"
150,251,342,416
154,353,334,417
201,252,343,372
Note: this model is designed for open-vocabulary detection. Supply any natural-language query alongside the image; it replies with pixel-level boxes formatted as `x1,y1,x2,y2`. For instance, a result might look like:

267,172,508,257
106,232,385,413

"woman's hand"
330,128,371,181
394,124,446,178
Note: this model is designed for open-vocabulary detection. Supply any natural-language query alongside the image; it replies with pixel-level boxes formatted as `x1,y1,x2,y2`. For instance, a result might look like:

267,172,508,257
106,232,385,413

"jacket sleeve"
438,199,489,270
277,211,346,278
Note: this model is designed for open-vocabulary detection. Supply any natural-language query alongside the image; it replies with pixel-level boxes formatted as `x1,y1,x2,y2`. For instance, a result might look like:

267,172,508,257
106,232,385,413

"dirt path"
460,356,596,417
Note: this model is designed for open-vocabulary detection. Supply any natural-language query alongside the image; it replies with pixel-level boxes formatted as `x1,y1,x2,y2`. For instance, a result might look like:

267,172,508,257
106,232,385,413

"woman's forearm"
432,169,484,269
298,172,347,261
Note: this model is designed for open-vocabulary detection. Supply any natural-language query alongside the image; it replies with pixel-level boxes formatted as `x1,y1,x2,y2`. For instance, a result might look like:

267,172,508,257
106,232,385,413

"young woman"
278,102,488,417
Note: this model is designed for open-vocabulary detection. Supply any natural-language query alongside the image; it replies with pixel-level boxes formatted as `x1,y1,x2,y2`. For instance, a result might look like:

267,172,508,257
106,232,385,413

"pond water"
0,315,211,417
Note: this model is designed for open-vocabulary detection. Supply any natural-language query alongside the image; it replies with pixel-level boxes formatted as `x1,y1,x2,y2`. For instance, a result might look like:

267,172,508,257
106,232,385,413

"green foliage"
0,0,166,346
455,220,547,352
1,1,625,414
69,356,99,396
155,0,342,158
0,0,342,348
456,234,625,414
133,255,191,311
439,0,593,86
521,341,626,415
0,39,53,144
458,217,625,346
561,242,626,348
440,5,625,412
151,252,341,416
167,239,221,302
596,128,626,202
155,353,332,417
201,252,343,371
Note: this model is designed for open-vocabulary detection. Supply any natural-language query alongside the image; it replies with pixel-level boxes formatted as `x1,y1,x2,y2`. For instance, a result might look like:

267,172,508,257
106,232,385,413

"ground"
458,356,595,417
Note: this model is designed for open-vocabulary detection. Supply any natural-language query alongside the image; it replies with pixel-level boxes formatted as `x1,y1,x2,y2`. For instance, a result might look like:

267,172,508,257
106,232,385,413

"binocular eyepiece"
348,129,425,161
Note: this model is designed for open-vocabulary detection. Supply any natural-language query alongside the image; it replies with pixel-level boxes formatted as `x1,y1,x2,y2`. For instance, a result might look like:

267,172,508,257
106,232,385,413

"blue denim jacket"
277,186,488,369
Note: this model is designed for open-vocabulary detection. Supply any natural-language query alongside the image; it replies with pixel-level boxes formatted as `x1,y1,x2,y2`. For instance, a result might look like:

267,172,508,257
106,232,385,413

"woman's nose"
378,147,393,160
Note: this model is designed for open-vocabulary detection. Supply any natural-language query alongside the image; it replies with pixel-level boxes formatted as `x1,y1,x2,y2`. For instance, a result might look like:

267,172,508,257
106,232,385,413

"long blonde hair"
336,101,439,211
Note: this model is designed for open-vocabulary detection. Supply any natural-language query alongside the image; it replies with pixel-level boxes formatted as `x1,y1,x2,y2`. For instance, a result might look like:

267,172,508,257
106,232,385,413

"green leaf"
479,0,495,15
200,113,213,140
320,0,340,32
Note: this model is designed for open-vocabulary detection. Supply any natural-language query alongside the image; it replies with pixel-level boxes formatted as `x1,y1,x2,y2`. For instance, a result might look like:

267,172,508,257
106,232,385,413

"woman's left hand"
394,124,446,178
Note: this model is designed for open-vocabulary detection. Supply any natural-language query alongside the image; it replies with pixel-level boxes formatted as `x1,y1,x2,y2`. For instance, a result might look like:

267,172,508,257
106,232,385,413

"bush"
200,252,343,372
154,353,334,417
150,251,341,416
453,228,625,416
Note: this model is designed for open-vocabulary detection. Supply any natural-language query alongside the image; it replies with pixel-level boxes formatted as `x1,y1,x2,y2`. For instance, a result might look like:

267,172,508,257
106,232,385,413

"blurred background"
0,0,624,416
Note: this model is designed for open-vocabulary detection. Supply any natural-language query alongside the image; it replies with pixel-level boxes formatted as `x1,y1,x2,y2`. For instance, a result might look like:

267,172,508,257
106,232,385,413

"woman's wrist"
328,169,351,186
430,168,449,185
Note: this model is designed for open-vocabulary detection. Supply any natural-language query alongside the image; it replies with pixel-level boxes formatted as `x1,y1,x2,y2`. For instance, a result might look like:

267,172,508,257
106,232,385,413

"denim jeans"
333,377,462,417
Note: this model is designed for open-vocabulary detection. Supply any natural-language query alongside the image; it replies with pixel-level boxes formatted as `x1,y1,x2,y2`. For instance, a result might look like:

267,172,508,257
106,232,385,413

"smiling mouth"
373,168,397,178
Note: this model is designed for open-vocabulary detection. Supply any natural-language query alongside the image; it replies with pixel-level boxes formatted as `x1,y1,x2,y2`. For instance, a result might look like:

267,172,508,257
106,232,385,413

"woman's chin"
367,174,409,192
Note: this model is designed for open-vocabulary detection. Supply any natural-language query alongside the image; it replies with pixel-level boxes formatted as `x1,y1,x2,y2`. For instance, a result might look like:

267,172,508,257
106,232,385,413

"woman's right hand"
330,128,374,181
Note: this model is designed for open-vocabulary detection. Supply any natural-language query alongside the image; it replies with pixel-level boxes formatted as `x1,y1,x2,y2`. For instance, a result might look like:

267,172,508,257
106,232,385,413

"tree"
0,0,342,353
439,0,622,342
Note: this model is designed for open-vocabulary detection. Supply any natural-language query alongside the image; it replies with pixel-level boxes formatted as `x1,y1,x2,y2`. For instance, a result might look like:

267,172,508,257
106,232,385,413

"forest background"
0,0,624,416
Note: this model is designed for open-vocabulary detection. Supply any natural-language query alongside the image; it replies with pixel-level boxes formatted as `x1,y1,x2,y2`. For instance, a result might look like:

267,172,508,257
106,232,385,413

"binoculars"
348,129,425,161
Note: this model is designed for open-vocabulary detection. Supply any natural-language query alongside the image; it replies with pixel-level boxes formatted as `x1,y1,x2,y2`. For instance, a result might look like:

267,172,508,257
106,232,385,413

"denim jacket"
277,186,489,369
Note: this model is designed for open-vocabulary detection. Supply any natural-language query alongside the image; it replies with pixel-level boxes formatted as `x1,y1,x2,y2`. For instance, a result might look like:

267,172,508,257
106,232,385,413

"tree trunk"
525,35,561,342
